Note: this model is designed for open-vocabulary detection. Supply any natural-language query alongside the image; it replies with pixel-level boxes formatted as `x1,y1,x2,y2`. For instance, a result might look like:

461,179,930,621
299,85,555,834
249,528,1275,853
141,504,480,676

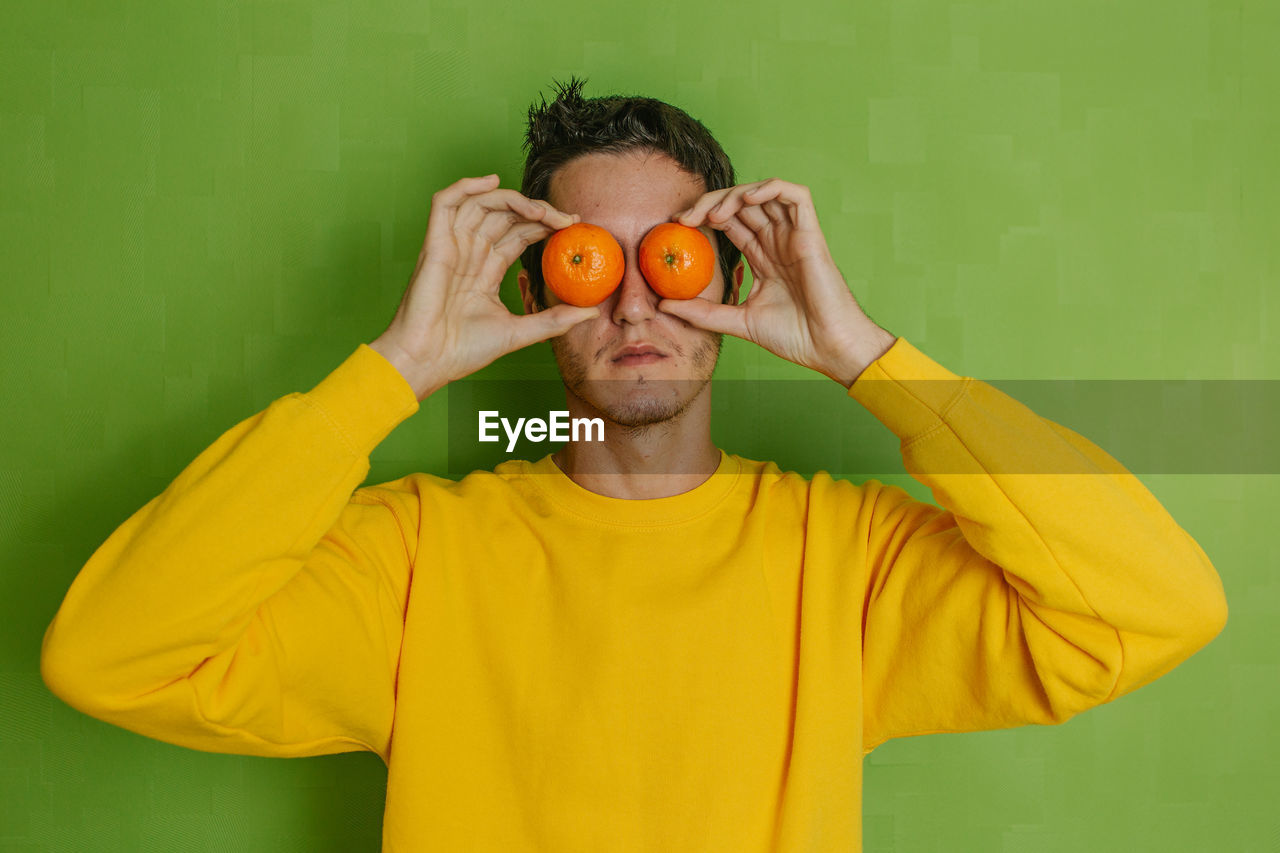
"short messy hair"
519,76,741,310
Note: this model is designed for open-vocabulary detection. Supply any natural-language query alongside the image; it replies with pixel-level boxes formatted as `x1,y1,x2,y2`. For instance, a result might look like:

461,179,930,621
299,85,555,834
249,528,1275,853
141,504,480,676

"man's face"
518,149,742,430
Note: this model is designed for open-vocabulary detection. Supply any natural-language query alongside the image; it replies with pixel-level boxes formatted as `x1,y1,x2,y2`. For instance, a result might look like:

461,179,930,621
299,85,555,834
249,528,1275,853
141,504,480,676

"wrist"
824,324,897,389
369,334,449,402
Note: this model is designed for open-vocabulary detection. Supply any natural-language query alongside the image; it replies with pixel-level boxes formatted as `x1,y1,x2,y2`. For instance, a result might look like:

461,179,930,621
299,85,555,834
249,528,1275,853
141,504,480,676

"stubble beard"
551,330,724,433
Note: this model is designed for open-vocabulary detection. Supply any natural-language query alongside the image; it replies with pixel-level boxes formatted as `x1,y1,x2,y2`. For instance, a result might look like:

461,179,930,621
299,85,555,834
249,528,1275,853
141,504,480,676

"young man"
41,78,1228,851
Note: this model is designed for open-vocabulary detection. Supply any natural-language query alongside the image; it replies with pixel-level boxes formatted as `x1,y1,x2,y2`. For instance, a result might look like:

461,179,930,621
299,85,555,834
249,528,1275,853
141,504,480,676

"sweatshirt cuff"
846,337,971,443
299,343,421,456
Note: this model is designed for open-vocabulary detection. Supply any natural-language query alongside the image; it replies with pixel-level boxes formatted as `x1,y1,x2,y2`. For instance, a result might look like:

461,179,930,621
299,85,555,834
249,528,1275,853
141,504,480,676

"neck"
552,386,721,500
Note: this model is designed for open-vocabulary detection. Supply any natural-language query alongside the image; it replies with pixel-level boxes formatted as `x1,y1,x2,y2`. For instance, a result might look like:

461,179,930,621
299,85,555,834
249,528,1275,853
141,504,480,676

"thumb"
658,298,747,339
511,304,601,349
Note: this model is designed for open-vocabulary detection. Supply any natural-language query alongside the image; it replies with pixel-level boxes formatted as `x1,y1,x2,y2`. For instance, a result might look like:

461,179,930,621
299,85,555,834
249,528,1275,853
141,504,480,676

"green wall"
2,0,1275,849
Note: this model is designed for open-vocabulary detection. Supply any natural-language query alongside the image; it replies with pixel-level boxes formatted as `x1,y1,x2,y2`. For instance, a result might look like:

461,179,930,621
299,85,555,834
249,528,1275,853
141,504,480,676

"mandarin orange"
638,222,715,300
541,223,624,307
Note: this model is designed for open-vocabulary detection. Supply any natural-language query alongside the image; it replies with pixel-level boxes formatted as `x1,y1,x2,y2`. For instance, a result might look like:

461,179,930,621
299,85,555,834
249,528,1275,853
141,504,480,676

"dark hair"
519,76,741,310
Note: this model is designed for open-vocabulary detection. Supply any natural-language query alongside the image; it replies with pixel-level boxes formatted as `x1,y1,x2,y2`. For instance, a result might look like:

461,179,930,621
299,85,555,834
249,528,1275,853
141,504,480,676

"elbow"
1145,587,1228,695
1057,570,1229,710
40,622,119,718
1175,549,1229,655
1146,549,1230,667
1188,583,1228,651
1177,537,1230,652
40,634,92,714
1127,575,1229,698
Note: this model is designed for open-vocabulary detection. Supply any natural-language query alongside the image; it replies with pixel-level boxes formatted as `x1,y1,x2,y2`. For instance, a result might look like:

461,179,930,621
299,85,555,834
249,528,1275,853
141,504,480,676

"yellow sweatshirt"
40,337,1228,852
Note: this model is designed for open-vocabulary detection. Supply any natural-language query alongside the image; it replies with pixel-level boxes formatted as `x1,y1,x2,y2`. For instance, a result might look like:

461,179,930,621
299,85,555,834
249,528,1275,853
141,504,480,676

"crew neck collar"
522,448,743,527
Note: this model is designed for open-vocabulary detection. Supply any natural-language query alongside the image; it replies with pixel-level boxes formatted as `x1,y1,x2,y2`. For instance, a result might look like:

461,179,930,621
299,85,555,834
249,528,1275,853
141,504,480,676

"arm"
660,176,1227,752
40,345,421,761
40,174,596,761
848,338,1228,751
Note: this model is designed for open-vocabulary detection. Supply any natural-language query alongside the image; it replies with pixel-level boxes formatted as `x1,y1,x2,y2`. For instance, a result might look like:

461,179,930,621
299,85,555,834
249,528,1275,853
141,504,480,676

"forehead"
547,150,707,226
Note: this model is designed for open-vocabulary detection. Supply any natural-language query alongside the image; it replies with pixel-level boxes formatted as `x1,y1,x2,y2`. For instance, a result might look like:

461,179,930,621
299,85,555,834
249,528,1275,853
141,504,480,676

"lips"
612,344,665,362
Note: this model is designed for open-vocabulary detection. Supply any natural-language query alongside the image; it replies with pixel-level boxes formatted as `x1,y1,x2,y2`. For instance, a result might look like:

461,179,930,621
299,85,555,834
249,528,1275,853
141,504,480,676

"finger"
512,196,580,230
475,197,580,248
707,179,800,234
528,197,581,227
713,216,777,281
457,189,577,234
428,174,501,228
474,206,530,247
737,179,820,231
702,182,768,228
680,178,777,228
421,175,502,261
760,198,793,228
721,198,772,235
491,219,558,257
656,296,749,339
466,214,543,277
434,173,502,207
672,185,737,228
509,304,601,350
480,220,558,282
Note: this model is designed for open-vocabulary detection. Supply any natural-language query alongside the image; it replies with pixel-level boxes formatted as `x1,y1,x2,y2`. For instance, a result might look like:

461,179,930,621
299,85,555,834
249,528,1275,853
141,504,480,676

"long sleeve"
847,338,1228,753
39,344,422,764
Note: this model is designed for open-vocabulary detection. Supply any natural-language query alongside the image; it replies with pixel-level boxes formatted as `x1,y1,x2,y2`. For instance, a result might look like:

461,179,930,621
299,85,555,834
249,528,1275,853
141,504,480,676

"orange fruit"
541,223,624,307
638,223,715,300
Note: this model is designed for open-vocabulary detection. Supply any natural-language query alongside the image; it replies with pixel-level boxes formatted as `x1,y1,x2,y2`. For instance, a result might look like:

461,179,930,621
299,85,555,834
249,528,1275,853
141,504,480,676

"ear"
730,260,745,304
517,268,536,314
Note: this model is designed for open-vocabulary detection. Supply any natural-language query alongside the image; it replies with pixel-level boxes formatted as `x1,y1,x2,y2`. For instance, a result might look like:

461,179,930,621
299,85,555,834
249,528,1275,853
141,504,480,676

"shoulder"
356,461,530,509
726,452,875,508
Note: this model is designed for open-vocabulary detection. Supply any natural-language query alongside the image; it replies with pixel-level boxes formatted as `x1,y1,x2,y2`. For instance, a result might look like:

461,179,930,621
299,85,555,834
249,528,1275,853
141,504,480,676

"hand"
659,178,895,386
370,174,601,400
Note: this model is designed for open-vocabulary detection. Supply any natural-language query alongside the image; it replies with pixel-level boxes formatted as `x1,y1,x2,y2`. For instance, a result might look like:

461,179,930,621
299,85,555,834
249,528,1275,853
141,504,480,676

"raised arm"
40,175,598,761
845,338,1228,751
40,349,421,760
661,175,1227,752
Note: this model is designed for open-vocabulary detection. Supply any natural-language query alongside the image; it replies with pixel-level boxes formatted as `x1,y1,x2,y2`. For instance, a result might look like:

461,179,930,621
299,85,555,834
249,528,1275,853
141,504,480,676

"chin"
578,374,712,427
551,336,718,424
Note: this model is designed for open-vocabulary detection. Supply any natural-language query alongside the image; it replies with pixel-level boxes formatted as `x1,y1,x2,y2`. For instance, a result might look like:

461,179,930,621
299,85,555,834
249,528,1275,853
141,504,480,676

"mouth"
613,352,665,366
611,344,666,365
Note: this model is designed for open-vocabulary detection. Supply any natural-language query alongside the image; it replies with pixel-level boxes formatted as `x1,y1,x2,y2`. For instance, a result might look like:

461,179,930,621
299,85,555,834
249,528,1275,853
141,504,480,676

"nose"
609,252,659,326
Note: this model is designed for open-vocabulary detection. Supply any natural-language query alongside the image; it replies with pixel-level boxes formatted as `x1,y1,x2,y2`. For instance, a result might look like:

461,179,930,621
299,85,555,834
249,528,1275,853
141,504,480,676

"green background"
2,0,1275,849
